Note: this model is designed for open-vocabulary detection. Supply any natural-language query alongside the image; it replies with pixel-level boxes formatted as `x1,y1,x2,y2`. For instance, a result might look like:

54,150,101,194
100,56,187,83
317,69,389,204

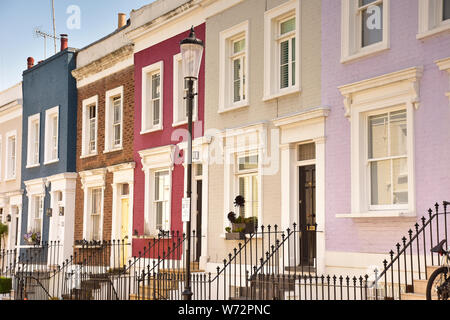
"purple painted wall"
322,0,450,253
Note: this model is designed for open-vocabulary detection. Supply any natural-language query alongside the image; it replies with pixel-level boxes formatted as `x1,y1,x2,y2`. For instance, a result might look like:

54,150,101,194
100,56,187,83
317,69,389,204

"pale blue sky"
0,0,156,91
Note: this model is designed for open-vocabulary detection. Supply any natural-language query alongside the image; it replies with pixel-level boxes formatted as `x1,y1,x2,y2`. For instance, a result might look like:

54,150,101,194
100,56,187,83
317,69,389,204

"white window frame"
366,107,409,211
81,95,98,158
152,169,172,233
104,86,124,153
80,169,106,241
338,67,421,218
27,113,41,168
341,0,390,63
87,187,103,241
263,0,300,101
44,106,59,165
141,61,164,134
235,153,259,219
418,0,450,39
29,195,44,237
5,130,17,180
173,53,198,126
219,21,250,113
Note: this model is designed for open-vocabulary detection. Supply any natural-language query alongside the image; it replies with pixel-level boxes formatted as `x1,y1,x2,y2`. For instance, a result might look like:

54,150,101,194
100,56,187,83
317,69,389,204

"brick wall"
74,66,134,241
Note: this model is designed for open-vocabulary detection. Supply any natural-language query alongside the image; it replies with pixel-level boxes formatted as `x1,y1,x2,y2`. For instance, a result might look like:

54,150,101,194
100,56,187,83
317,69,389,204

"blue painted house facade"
20,45,78,262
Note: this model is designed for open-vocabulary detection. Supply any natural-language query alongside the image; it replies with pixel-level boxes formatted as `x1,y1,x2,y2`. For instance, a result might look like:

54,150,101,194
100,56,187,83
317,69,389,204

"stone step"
401,292,427,300
413,279,428,295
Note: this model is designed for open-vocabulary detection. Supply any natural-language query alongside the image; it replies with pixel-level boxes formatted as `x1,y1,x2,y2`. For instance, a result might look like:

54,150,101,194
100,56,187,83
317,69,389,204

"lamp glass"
181,42,203,79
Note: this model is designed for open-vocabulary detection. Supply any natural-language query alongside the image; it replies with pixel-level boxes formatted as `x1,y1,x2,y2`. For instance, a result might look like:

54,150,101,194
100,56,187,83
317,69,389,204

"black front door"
195,180,202,262
298,165,316,267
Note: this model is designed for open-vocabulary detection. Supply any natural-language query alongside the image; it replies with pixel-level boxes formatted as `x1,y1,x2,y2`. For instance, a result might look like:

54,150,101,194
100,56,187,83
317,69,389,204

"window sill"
80,153,98,159
417,23,450,40
172,119,199,127
218,102,250,114
262,87,301,102
26,164,40,169
336,211,416,219
340,43,390,64
140,127,163,135
103,147,123,154
44,159,59,166
4,177,16,182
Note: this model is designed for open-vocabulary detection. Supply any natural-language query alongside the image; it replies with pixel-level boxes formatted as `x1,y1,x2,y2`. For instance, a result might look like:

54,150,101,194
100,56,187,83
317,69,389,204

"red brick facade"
74,65,134,241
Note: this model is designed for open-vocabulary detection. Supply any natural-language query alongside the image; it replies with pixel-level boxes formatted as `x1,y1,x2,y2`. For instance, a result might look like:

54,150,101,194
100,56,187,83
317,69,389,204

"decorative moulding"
338,66,423,119
436,57,450,101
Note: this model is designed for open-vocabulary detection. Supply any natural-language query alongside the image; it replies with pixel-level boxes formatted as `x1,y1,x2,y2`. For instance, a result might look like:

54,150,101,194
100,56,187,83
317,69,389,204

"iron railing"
371,201,449,300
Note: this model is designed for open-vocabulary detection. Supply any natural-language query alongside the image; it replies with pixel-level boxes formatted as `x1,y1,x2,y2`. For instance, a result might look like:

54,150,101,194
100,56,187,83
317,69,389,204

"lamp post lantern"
180,26,204,301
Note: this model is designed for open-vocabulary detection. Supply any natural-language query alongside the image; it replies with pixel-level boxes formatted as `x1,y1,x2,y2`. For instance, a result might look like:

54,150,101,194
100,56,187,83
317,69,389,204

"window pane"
238,155,258,171
390,110,407,156
291,37,296,86
152,73,160,99
233,38,245,54
280,40,289,89
444,0,450,21
368,113,388,159
393,158,408,205
114,125,121,145
298,143,316,161
233,58,241,102
371,160,391,206
252,175,258,218
280,17,295,35
239,176,249,217
361,3,383,47
153,99,160,125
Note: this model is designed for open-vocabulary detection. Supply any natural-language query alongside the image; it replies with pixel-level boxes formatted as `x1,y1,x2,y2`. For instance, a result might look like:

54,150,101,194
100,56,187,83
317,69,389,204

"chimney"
60,34,68,51
118,13,126,29
27,57,35,69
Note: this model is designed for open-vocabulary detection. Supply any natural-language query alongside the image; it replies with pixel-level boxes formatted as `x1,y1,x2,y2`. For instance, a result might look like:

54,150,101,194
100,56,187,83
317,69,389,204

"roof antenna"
51,0,57,54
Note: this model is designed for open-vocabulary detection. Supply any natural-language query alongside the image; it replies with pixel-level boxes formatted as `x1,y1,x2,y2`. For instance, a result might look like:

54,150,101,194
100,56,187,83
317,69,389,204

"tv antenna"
34,27,60,59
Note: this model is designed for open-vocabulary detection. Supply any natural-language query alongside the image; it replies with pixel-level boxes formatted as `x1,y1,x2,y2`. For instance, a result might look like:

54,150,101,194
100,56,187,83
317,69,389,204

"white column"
314,137,326,275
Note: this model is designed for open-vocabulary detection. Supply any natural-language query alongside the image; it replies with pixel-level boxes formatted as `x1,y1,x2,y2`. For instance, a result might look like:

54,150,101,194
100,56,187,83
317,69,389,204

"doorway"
298,165,317,268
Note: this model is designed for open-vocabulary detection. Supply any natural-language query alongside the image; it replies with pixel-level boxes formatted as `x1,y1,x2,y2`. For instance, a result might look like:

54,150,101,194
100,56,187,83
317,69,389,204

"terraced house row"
0,0,450,300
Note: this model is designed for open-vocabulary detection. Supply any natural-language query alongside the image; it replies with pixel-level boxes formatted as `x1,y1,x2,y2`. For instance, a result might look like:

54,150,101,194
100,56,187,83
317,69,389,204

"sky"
0,0,156,92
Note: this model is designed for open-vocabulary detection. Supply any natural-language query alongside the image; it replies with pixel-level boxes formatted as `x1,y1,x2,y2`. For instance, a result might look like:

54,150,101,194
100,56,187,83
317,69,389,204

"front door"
298,165,316,267
120,198,129,267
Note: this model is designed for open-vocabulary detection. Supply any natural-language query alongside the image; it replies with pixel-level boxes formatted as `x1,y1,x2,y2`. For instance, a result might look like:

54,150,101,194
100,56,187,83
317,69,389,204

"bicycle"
426,240,450,300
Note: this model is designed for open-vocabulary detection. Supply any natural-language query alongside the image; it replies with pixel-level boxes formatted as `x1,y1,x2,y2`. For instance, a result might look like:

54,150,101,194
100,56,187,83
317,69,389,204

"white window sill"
26,164,40,169
336,211,416,219
417,23,450,40
340,43,390,64
44,159,59,166
172,119,198,127
103,147,123,154
263,87,301,102
140,127,163,135
4,176,16,182
80,153,98,159
218,102,250,114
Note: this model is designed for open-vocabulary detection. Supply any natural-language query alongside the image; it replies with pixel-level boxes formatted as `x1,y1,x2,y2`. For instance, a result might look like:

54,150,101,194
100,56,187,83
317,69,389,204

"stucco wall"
322,0,450,255
21,49,77,243
204,0,321,262
132,24,206,252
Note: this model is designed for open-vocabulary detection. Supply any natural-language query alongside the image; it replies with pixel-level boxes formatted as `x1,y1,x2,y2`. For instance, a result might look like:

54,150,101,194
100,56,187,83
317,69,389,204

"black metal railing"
371,201,449,300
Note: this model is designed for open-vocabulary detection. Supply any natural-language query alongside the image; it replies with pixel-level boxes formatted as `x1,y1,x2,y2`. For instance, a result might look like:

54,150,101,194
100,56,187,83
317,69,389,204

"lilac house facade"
322,0,450,275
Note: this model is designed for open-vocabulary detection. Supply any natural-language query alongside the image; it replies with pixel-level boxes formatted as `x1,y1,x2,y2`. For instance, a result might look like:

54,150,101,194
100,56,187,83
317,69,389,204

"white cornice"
339,66,423,118
273,107,330,128
436,57,450,72
107,162,136,173
139,145,176,171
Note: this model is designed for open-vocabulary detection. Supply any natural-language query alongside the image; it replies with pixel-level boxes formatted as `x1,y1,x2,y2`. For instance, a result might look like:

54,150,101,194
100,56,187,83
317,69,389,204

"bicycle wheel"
426,267,449,300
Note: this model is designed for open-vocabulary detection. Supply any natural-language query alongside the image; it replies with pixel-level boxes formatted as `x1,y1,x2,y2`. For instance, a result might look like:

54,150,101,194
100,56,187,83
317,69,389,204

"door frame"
297,163,317,268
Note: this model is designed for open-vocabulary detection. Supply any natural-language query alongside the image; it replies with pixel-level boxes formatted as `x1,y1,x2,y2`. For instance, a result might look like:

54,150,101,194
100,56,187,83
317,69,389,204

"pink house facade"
322,0,450,274
130,22,206,259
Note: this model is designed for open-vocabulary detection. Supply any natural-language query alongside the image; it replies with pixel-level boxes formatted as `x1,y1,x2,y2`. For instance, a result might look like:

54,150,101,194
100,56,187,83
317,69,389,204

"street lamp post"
180,26,204,301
